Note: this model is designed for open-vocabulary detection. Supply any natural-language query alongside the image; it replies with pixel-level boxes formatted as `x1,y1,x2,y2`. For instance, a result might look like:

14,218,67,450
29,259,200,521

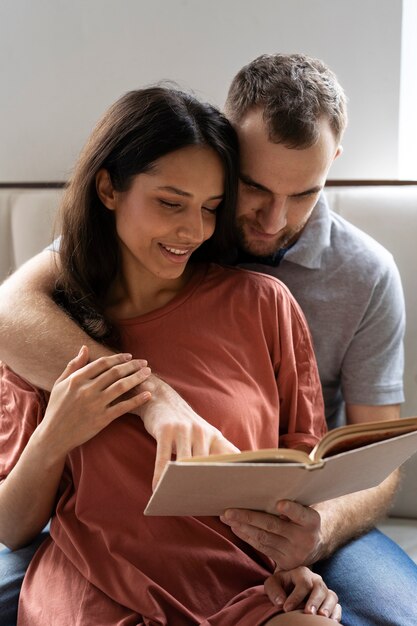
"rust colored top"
0,264,326,626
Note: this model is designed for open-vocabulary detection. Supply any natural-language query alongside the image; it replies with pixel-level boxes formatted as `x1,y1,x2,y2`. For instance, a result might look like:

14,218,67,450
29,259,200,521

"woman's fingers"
153,434,176,490
151,423,221,490
281,570,313,612
77,352,147,381
107,390,152,423
329,602,343,622
264,572,287,609
92,358,149,390
209,432,240,455
311,588,340,620
264,567,341,622
103,365,152,403
56,345,90,382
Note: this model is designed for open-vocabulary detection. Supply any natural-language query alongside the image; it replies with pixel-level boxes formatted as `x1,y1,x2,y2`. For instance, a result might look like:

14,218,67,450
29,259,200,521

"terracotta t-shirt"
0,264,326,626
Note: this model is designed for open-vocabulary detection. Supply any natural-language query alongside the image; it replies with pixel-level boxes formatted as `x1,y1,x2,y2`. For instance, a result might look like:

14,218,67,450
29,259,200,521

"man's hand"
264,566,342,621
220,500,323,570
137,375,240,490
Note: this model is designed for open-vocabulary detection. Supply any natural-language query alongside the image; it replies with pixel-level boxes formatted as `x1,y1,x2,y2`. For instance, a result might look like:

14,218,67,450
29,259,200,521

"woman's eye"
160,200,181,209
203,206,217,214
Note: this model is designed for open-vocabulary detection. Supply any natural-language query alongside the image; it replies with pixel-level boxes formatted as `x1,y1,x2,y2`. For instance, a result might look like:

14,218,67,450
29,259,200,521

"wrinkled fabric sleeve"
341,259,405,405
0,363,46,481
263,283,327,451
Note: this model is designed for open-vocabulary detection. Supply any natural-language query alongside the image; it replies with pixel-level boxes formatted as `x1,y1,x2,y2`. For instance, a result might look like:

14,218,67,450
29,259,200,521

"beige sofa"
0,184,416,562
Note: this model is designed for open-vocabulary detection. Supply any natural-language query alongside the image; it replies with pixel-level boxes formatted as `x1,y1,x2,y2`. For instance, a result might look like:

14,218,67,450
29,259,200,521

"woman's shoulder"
205,263,310,330
207,263,295,299
0,363,48,409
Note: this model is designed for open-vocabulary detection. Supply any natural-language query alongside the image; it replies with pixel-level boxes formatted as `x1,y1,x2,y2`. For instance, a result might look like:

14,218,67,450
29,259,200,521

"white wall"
0,0,411,182
399,0,417,179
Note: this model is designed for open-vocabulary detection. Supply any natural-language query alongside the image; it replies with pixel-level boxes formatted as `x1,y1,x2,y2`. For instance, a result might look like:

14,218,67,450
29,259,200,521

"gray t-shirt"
239,194,405,430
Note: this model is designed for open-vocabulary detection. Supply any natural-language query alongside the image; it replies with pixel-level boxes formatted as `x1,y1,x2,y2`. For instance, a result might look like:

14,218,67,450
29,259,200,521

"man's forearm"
313,469,400,561
0,252,114,389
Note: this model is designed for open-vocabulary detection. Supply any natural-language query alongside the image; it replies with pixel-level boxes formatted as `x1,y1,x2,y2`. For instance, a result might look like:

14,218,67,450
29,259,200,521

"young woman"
0,87,341,625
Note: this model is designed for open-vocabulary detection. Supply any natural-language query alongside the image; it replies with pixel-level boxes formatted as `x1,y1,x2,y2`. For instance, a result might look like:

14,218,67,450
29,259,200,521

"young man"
1,54,416,625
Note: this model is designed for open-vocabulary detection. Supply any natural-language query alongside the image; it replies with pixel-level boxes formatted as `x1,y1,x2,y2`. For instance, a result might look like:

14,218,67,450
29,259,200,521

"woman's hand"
264,566,342,621
38,346,152,459
137,376,239,490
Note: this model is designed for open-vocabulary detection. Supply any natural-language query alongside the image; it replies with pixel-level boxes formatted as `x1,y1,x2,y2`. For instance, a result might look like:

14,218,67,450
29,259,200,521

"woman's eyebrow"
157,185,224,200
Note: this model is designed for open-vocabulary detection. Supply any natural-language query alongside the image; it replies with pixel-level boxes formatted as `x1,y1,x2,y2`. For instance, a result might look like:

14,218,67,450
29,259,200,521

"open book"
145,416,417,516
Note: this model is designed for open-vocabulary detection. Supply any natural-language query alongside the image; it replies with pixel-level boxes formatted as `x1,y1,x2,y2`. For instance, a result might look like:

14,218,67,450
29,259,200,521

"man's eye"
292,192,319,201
242,181,260,192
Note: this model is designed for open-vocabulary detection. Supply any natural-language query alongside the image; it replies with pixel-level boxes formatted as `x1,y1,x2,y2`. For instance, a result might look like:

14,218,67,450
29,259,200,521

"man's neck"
237,243,294,267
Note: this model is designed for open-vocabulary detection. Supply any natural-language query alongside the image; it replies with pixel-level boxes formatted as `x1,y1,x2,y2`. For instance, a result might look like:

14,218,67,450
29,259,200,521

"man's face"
235,109,341,257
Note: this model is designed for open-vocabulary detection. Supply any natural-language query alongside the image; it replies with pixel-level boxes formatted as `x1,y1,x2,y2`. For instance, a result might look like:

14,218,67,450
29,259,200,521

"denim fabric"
0,531,49,626
314,528,417,626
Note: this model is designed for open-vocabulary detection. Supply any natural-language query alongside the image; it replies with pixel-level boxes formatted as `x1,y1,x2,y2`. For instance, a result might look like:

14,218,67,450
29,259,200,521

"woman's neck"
105,263,195,320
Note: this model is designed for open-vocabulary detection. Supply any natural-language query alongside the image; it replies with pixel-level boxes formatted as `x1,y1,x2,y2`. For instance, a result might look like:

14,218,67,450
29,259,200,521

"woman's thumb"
57,345,89,381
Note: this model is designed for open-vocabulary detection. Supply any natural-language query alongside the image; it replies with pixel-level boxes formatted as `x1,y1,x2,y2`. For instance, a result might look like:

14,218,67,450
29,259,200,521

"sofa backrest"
0,185,416,516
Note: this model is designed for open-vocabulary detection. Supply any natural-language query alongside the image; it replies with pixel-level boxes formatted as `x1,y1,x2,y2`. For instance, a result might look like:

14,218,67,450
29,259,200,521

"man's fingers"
220,505,321,570
220,511,288,565
275,500,320,528
221,508,284,544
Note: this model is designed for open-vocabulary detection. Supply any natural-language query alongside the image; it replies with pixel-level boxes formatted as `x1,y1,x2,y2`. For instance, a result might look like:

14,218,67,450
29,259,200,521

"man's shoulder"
327,210,396,275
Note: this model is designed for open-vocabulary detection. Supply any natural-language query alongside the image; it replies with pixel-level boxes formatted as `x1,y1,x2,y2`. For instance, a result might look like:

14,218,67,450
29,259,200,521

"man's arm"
0,251,238,486
314,402,400,561
0,251,116,389
221,403,401,570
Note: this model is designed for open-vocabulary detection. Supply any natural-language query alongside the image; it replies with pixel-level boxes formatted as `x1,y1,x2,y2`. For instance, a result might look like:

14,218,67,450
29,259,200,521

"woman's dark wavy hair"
55,86,239,343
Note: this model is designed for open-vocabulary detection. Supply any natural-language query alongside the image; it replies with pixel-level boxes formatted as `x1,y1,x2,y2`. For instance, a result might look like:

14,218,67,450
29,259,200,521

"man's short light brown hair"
225,53,347,148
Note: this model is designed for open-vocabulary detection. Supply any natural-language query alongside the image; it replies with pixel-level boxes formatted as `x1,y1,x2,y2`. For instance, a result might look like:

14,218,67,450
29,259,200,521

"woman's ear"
96,169,117,210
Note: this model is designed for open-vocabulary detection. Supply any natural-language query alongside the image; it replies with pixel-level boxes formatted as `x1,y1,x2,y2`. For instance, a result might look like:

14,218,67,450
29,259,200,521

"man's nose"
257,196,287,233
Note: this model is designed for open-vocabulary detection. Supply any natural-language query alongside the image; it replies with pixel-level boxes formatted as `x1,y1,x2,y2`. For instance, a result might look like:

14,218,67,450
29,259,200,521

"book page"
179,447,312,465
313,416,417,461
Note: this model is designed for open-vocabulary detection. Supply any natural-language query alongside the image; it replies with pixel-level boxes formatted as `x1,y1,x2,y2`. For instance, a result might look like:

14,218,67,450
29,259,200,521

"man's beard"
235,217,298,258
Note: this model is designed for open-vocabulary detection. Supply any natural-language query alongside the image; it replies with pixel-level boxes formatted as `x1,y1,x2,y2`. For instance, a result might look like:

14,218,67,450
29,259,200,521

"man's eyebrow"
157,186,223,200
239,174,271,193
292,185,323,197
240,175,322,197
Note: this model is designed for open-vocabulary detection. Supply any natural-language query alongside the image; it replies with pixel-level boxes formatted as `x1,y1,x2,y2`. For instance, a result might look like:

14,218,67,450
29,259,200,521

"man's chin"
240,235,292,258
236,223,296,258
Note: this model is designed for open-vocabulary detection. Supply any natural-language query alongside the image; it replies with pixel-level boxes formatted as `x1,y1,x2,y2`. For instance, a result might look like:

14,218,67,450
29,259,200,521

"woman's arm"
0,347,151,550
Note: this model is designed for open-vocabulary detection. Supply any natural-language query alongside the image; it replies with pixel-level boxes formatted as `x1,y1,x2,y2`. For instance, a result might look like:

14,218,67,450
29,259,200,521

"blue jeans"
1,528,417,625
314,528,417,625
0,530,49,626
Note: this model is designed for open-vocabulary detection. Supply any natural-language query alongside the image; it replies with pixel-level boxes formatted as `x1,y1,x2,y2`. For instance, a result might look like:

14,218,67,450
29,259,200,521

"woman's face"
98,145,225,287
